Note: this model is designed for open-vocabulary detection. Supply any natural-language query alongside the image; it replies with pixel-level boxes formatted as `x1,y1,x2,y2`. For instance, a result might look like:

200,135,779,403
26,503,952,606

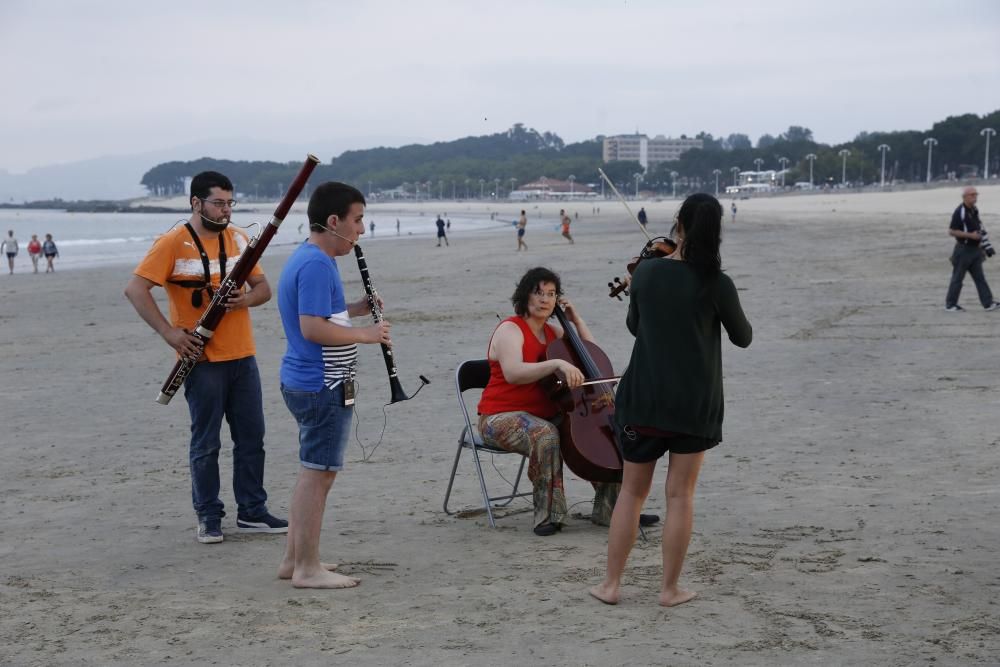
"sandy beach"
2,185,999,665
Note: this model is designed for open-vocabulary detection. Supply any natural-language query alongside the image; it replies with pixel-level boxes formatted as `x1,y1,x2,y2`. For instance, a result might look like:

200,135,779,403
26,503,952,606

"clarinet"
353,243,413,404
155,154,321,405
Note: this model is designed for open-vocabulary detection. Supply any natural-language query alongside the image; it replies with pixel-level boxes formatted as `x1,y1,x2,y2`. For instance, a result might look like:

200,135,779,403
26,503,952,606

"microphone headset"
320,219,356,247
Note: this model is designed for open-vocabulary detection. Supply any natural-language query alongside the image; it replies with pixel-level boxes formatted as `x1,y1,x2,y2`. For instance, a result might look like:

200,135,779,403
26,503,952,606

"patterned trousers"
479,411,618,528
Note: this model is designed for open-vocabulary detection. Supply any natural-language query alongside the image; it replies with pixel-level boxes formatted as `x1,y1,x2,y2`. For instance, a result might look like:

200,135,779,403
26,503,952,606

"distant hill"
139,124,618,201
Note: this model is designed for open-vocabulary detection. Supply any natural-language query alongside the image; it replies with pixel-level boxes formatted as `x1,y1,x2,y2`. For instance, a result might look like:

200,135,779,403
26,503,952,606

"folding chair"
443,359,530,528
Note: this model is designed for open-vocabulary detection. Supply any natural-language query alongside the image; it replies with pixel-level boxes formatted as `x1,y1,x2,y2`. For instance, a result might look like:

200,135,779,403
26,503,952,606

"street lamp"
479,178,485,199
368,180,373,197
838,149,851,185
494,178,500,200
923,137,938,183
753,158,764,184
439,180,444,200
778,157,789,187
568,174,575,197
877,144,890,187
981,128,996,179
805,153,817,187
670,171,679,198
633,173,642,198
712,169,722,196
509,177,516,196
464,178,470,199
730,166,740,187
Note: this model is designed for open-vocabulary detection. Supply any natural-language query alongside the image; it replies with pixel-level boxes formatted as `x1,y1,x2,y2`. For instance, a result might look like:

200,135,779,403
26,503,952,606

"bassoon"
155,154,321,405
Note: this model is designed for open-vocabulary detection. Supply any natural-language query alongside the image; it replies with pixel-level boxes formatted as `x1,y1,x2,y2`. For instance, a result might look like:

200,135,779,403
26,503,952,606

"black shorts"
619,424,718,462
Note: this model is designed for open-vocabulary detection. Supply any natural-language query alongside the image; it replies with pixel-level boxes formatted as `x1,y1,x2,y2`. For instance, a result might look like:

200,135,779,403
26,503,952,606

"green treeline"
140,112,1000,199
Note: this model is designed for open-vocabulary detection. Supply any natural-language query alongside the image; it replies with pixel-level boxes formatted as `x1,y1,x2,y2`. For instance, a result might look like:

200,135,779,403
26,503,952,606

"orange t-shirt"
133,224,264,362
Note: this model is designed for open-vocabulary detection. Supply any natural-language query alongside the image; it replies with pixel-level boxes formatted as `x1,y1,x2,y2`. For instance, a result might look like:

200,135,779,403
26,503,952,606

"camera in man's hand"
981,226,995,258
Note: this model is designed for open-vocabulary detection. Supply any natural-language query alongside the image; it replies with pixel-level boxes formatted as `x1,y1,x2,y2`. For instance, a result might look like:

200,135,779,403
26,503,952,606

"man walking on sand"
124,171,287,544
945,186,1000,312
276,181,392,589
436,214,449,246
2,230,18,274
517,210,528,251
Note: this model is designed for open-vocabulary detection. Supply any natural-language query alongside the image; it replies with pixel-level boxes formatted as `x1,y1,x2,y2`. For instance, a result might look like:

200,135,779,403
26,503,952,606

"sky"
1,0,999,173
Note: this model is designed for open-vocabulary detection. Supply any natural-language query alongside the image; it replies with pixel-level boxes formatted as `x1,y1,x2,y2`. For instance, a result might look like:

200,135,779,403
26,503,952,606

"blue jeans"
184,356,269,522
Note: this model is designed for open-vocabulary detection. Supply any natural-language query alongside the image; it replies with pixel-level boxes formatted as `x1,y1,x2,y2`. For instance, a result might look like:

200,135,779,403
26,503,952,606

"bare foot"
277,561,338,580
588,582,619,605
291,570,360,589
659,587,697,607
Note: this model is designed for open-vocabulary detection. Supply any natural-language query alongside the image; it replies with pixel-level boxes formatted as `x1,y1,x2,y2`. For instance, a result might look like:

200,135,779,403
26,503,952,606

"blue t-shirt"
278,242,358,391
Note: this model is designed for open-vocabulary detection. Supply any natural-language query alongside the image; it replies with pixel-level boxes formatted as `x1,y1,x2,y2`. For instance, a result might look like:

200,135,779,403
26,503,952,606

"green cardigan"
614,258,752,441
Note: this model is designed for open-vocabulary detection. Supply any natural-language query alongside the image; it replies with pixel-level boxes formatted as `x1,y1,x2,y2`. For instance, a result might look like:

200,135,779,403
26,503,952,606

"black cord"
353,376,430,462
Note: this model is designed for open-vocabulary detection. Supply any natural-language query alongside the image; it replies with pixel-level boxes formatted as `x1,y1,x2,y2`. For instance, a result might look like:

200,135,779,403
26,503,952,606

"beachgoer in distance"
517,210,528,251
637,207,648,227
369,221,375,236
276,181,391,589
396,218,400,236
2,230,18,275
124,171,287,544
591,193,752,607
560,209,574,244
436,214,449,247
42,234,58,272
477,267,659,536
27,234,42,273
945,186,1000,311
731,201,737,223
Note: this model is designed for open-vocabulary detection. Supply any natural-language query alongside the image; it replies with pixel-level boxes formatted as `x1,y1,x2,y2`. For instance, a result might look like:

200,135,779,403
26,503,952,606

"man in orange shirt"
124,171,287,544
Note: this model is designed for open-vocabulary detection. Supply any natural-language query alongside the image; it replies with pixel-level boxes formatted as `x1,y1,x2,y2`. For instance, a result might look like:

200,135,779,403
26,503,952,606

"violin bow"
597,168,653,243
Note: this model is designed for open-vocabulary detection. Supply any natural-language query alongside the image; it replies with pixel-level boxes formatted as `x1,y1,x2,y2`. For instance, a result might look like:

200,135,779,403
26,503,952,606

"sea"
0,207,517,272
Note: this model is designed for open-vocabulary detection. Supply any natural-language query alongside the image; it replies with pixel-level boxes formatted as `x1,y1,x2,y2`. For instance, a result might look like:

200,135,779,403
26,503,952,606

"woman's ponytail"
678,193,722,276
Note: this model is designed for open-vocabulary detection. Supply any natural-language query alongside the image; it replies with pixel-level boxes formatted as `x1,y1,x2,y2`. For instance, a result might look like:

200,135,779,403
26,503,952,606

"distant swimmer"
560,209,574,244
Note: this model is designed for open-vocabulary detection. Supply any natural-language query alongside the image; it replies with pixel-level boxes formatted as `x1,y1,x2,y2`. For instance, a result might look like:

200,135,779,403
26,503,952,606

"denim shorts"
281,383,352,471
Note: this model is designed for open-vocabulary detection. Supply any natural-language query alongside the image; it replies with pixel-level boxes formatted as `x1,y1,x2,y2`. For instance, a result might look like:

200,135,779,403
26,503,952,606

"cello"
545,304,624,484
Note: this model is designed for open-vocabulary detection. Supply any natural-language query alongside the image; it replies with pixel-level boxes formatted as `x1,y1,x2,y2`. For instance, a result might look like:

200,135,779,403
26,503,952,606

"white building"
603,134,703,170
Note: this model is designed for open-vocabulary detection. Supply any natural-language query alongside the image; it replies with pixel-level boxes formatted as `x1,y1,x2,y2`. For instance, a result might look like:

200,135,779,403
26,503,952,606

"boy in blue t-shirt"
276,181,391,590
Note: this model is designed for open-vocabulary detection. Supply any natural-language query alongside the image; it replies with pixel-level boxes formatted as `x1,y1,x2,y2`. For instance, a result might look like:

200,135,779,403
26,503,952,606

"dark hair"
190,171,234,210
307,182,367,231
677,193,722,276
511,267,562,316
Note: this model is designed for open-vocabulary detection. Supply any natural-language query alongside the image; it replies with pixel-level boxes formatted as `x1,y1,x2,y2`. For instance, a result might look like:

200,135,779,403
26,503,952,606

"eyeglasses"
200,198,237,209
532,290,558,299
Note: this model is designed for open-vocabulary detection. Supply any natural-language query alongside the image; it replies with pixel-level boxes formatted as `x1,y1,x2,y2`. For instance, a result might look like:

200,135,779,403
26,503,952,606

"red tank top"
477,316,558,418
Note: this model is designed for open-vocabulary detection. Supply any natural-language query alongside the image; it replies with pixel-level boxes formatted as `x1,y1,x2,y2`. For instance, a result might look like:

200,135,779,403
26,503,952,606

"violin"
543,304,623,484
607,236,677,299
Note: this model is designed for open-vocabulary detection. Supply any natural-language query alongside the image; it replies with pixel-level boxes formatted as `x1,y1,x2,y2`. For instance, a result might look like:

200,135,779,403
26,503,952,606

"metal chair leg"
443,428,468,516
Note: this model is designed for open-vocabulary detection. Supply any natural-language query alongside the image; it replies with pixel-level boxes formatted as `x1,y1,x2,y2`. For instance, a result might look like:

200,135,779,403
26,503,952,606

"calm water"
0,208,513,271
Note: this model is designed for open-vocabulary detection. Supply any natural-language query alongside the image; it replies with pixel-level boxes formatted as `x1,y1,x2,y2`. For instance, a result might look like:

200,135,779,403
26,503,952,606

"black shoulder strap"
182,222,227,284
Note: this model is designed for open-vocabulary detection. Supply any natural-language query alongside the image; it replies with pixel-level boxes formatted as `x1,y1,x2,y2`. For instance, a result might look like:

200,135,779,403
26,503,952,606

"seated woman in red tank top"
477,267,658,536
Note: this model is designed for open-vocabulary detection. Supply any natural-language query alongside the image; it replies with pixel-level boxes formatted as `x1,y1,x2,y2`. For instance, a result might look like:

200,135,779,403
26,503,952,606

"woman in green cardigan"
591,193,752,607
